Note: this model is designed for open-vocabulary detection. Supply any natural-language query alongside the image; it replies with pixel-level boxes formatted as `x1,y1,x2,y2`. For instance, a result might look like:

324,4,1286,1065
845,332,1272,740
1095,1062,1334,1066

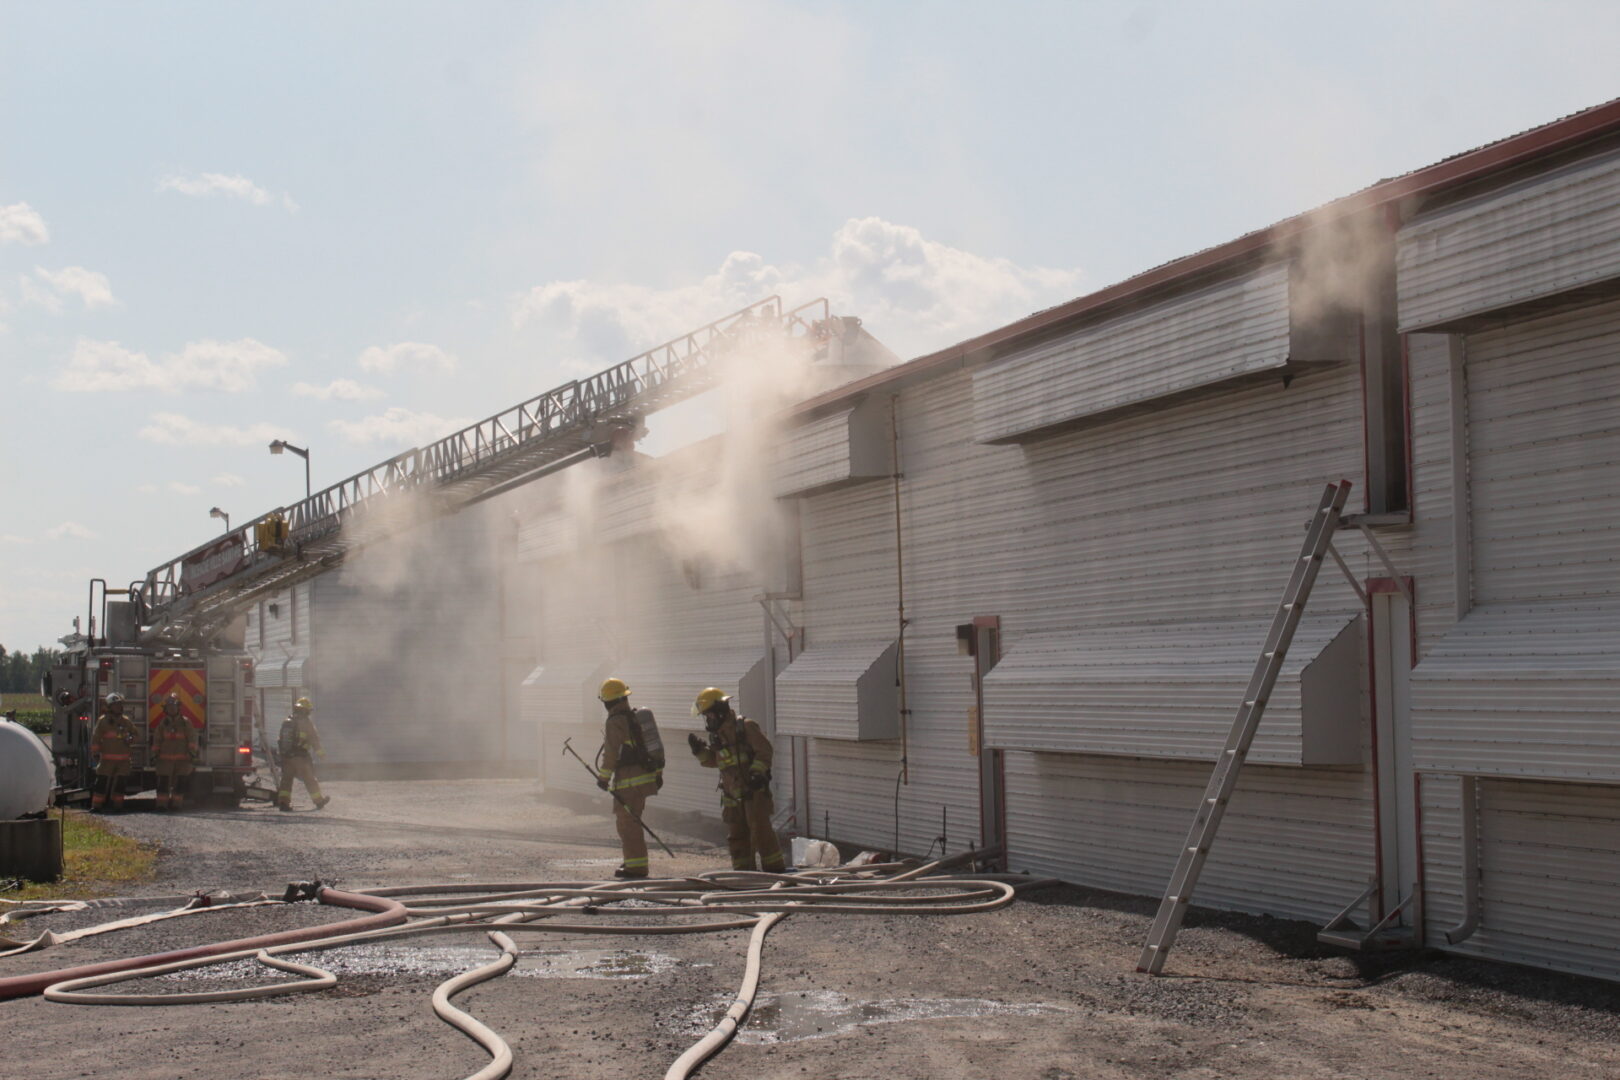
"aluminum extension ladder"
1137,479,1353,975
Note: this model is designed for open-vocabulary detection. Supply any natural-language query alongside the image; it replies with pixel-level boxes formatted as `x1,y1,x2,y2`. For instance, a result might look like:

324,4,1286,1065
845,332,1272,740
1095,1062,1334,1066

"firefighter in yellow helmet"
152,692,199,811
89,692,138,813
276,697,329,812
688,687,784,873
596,677,663,879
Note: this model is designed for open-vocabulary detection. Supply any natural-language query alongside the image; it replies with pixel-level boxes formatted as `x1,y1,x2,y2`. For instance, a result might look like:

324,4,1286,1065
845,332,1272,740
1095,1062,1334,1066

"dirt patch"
4,780,1619,1080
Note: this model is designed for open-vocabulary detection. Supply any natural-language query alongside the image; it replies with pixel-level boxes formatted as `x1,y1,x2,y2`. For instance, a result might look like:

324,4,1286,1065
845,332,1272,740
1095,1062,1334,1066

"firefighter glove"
596,777,610,791
687,732,705,755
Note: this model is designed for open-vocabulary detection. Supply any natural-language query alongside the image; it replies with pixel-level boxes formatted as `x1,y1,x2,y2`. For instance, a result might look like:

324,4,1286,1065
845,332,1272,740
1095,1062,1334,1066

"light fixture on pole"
209,506,230,533
268,439,311,500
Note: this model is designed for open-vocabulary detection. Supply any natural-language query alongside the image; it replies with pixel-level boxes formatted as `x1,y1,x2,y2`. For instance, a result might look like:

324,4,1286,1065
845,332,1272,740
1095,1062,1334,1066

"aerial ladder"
132,297,870,647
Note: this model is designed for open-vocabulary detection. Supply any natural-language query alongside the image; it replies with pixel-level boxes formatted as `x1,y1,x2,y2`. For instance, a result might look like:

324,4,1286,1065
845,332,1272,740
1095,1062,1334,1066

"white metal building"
513,98,1620,982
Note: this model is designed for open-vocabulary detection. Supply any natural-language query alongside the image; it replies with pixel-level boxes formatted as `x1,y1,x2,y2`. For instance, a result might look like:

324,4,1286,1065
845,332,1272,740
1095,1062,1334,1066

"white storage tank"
0,718,55,818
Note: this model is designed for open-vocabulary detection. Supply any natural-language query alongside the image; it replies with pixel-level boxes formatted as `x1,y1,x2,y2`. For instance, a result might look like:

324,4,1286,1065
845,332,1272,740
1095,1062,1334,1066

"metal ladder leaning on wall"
1137,479,1354,975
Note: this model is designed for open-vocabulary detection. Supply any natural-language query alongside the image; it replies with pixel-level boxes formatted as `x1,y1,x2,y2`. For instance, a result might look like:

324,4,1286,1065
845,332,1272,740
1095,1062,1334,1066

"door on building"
969,616,1007,864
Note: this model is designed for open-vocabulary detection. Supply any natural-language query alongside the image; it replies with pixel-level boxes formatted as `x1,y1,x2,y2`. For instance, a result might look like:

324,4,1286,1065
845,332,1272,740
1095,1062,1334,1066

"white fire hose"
29,854,1055,1080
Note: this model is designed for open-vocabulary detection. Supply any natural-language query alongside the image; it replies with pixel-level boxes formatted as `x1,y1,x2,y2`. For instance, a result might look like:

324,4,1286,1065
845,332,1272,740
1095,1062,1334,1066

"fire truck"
46,579,260,806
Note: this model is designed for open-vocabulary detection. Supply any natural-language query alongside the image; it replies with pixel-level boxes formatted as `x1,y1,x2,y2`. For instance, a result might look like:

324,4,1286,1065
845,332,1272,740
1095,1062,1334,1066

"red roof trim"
790,97,1620,417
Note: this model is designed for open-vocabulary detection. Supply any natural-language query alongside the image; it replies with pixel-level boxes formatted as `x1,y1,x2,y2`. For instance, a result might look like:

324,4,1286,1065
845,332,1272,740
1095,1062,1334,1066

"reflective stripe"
99,753,131,761
623,857,649,868
749,761,768,774
613,771,661,791
597,767,613,780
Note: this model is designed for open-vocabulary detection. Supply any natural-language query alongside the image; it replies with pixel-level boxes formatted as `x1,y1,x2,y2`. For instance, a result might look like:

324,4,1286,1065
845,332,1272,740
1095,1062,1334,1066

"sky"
2,0,1618,652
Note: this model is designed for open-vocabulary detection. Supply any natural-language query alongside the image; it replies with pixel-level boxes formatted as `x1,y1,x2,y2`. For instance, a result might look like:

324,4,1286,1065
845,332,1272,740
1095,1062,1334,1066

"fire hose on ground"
3,853,1055,1080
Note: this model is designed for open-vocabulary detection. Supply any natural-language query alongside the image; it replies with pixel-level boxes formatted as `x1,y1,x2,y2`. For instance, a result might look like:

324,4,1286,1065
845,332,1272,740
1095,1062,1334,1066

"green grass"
0,811,158,901
1,692,52,735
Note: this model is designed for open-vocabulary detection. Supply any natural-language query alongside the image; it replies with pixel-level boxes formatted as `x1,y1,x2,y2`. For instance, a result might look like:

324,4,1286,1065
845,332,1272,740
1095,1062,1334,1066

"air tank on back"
0,718,55,818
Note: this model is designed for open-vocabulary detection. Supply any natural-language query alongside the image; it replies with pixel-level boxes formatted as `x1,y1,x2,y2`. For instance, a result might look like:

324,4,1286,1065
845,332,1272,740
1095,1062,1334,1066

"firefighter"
89,692,138,813
687,687,784,873
276,697,330,812
595,677,662,879
152,692,199,811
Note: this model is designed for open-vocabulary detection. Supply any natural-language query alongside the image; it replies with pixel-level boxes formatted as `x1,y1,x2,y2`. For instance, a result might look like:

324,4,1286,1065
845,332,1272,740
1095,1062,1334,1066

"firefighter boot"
314,795,330,810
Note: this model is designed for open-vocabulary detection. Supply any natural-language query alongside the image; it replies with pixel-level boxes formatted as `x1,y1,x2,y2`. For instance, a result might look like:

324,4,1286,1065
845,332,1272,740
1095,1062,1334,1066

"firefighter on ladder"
688,687,785,872
152,692,198,811
595,678,662,879
276,697,330,812
89,692,138,813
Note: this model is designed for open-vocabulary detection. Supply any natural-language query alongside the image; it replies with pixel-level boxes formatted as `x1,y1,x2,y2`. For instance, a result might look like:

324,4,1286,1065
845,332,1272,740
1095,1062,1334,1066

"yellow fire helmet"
293,697,314,713
598,677,630,702
691,687,730,716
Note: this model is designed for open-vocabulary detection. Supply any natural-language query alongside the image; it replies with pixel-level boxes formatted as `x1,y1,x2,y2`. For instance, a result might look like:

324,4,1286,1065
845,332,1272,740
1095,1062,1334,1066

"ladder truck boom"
134,297,867,647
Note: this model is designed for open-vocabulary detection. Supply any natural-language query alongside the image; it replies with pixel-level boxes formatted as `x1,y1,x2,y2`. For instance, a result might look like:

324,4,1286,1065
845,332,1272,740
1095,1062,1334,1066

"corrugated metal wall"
1409,299,1620,782
1422,775,1620,981
1397,171,1620,979
971,262,1297,443
1397,149,1620,332
981,614,1362,765
790,359,1374,872
1466,301,1620,606
1006,752,1373,921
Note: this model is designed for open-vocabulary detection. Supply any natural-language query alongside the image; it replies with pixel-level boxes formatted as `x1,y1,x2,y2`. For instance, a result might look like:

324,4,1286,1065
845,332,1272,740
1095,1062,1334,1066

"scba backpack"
628,708,665,771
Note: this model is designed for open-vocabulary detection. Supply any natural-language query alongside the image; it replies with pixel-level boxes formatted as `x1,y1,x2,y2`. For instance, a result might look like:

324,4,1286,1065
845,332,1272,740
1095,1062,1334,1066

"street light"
268,439,311,500
209,506,231,533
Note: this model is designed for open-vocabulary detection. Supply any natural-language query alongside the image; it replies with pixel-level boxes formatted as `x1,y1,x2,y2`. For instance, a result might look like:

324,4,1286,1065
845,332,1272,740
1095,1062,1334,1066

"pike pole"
561,737,676,858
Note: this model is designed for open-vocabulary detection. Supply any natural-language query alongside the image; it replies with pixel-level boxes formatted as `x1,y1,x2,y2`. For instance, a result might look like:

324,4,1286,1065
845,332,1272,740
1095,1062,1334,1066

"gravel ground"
5,779,1620,1079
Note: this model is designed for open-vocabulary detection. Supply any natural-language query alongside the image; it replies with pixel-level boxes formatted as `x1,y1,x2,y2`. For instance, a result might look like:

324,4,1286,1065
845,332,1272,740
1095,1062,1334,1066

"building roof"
790,96,1620,418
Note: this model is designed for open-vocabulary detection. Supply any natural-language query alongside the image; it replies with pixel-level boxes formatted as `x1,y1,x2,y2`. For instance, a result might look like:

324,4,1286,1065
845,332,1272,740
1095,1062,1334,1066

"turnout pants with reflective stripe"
278,755,324,806
722,790,784,872
613,787,650,874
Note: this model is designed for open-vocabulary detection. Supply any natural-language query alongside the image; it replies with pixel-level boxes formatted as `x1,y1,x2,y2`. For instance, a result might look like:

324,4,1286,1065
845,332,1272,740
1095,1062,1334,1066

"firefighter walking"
276,697,330,812
688,687,784,873
152,692,199,811
595,678,663,879
89,692,138,813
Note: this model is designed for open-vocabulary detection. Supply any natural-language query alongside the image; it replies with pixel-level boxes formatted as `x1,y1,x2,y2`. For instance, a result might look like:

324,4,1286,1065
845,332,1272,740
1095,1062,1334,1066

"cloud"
139,412,290,447
212,472,247,487
158,171,296,210
291,378,385,401
54,337,287,393
167,481,202,495
356,342,458,375
0,533,31,544
328,407,468,448
0,202,49,245
44,521,97,541
21,266,117,312
512,217,1082,362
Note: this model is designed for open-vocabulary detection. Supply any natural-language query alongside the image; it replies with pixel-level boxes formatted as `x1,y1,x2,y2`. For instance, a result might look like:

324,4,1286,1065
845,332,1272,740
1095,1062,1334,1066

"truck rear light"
237,744,252,757
241,658,254,685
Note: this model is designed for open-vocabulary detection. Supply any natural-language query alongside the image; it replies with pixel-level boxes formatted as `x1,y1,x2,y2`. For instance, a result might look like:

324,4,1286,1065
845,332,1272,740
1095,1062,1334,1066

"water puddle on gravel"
688,990,1067,1044
156,944,681,981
